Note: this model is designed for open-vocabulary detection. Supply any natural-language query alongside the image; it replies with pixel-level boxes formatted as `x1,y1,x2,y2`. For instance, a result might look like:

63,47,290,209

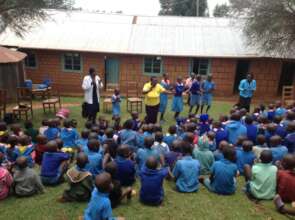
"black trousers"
239,96,251,112
145,104,159,124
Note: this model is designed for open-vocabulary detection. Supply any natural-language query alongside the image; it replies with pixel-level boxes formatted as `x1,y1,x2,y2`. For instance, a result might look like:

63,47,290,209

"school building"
0,10,294,99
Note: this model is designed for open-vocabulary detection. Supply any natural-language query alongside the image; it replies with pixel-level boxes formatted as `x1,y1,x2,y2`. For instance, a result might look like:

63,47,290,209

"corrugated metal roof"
0,46,26,63
0,10,287,58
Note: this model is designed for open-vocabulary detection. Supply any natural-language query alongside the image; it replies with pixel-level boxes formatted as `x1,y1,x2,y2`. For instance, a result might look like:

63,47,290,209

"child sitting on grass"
236,140,255,175
0,152,13,200
17,135,34,167
24,120,39,143
164,139,183,170
60,119,79,153
244,150,277,200
13,156,44,197
213,140,229,161
84,172,124,220
152,131,170,155
44,119,60,141
193,136,214,175
284,121,295,153
119,120,138,152
139,156,168,205
172,141,200,193
60,152,93,202
75,129,90,152
85,139,103,176
269,135,288,163
40,140,70,185
115,145,135,187
105,161,133,208
35,135,48,165
201,146,238,195
163,125,177,148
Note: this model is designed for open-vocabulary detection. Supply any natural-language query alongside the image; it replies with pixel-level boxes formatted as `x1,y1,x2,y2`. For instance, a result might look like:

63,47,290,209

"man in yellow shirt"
142,76,168,123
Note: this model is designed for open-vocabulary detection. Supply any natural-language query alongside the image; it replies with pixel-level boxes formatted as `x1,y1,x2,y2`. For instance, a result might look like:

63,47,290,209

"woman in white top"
82,68,103,123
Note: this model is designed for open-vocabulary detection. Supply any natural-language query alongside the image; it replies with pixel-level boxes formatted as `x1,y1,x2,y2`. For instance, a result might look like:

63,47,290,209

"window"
63,53,82,72
24,52,37,68
191,58,211,75
143,56,162,75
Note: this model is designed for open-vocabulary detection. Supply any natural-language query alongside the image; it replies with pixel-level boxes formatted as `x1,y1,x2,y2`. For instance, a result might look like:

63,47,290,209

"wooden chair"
103,98,112,113
0,89,7,120
42,84,61,114
282,85,295,106
126,82,143,114
12,87,33,121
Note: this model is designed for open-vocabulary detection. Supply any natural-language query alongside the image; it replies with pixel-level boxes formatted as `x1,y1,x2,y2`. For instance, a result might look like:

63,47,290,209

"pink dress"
0,167,13,200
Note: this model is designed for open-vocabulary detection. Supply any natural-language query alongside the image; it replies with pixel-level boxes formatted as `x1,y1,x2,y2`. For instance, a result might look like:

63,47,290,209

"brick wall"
25,49,284,99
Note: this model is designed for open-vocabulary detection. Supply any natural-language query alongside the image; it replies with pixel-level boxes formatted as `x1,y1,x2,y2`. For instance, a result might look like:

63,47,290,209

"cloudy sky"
75,0,229,16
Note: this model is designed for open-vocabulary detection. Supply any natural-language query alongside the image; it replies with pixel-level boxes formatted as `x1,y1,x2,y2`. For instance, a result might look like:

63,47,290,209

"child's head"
207,131,215,141
114,88,120,95
268,103,275,110
168,125,177,135
105,128,114,139
275,100,282,108
24,120,34,129
131,112,139,120
223,146,236,163
171,140,182,153
242,140,253,152
287,121,295,133
123,119,133,130
104,161,117,179
141,124,149,133
8,135,18,148
153,124,162,133
16,156,28,170
144,136,154,149
55,138,64,150
36,135,47,145
230,112,241,121
104,141,118,159
236,135,247,146
10,123,22,135
181,141,193,156
81,129,90,139
19,135,30,146
213,121,222,129
260,150,273,164
269,135,282,148
46,140,58,152
53,118,61,127
87,139,100,152
273,115,282,124
88,132,98,140
266,123,277,133
176,76,182,83
240,108,247,116
256,134,266,146
286,111,295,121
219,140,229,152
245,115,253,125
259,104,266,112
281,154,295,170
145,156,158,170
76,152,89,169
219,114,228,123
154,131,163,143
41,119,49,127
185,123,196,133
85,121,93,130
63,119,72,128
0,121,7,131
91,125,100,134
117,145,131,158
95,172,113,193
183,132,194,145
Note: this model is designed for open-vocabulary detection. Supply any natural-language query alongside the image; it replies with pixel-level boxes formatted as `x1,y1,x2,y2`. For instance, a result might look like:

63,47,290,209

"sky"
75,0,229,16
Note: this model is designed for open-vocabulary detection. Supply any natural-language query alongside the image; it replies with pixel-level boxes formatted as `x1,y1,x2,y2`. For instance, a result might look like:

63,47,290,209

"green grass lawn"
0,97,291,220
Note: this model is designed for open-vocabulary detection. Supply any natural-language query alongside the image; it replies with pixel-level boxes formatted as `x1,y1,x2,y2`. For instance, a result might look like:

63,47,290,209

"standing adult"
201,75,215,114
143,76,167,124
159,73,171,122
185,73,196,105
82,68,103,123
238,73,256,112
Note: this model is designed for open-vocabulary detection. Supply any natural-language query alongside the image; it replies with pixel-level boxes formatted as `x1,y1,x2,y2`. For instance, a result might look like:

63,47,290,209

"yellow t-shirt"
143,82,165,106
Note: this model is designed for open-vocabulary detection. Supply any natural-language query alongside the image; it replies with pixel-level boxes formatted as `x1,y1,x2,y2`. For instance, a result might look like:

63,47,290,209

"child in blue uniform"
112,89,121,117
172,77,186,119
159,73,171,121
201,75,215,114
236,140,255,175
189,75,202,114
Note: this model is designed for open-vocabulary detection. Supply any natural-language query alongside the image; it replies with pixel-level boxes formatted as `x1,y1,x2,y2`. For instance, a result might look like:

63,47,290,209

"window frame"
24,52,38,69
61,52,83,73
142,56,163,76
190,58,211,76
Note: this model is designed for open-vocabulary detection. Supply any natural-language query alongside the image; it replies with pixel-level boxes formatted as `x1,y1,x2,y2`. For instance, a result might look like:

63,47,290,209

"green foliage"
213,3,230,17
0,0,74,37
230,0,295,56
159,0,208,17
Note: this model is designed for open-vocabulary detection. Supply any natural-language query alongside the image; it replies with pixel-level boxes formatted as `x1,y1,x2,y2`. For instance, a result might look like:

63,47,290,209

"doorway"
105,58,119,90
278,62,295,94
233,60,251,93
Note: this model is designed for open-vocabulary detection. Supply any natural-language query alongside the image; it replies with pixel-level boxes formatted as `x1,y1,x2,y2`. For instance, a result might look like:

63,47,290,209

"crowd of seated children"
0,99,294,219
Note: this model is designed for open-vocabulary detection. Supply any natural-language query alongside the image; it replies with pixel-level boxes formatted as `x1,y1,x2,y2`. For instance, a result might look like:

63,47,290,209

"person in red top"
35,135,48,165
277,154,295,203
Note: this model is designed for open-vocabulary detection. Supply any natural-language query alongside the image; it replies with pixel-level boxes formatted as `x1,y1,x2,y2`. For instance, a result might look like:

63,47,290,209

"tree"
159,0,208,17
230,0,295,55
213,3,230,17
0,0,74,37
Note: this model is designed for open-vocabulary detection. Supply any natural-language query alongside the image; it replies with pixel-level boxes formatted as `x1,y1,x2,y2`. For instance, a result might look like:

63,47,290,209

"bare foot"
273,194,284,211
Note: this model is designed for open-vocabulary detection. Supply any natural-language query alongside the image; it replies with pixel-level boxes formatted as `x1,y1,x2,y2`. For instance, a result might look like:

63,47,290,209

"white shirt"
82,75,103,104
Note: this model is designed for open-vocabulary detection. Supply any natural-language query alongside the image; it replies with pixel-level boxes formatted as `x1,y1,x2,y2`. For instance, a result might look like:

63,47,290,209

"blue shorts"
202,94,213,106
190,94,201,106
159,94,168,113
172,96,183,113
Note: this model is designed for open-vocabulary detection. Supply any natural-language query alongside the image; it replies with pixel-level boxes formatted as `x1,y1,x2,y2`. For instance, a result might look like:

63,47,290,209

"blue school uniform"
75,138,88,150
131,119,141,131
163,134,177,148
86,151,103,176
84,188,114,220
239,79,256,98
139,166,168,205
284,132,295,153
159,80,170,113
202,80,215,105
44,127,60,141
60,128,79,148
172,156,200,192
136,148,159,170
189,80,201,106
213,150,224,161
111,94,121,116
236,149,255,175
245,124,258,143
275,124,287,139
214,128,228,148
119,129,138,151
275,107,286,117
267,110,276,121
172,83,185,113
209,159,238,195
136,133,145,149
115,156,136,186
271,145,288,163
17,145,34,167
199,122,210,136
225,121,247,144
